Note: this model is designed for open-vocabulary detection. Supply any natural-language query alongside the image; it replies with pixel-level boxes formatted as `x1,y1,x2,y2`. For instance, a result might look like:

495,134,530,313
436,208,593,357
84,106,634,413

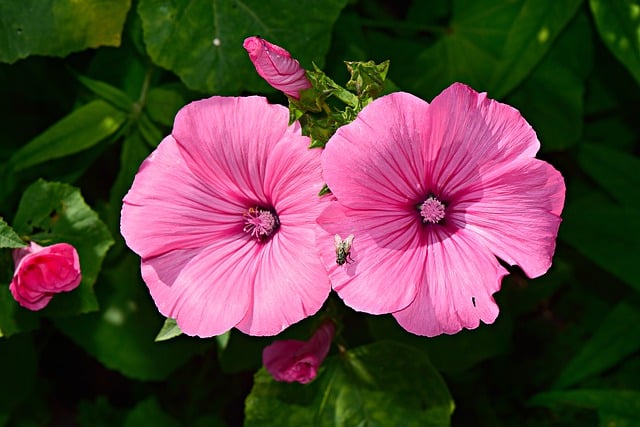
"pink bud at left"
262,321,335,384
9,242,82,311
243,36,312,99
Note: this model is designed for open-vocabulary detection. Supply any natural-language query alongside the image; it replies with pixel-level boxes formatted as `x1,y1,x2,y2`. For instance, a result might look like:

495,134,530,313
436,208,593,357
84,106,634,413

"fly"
334,234,354,265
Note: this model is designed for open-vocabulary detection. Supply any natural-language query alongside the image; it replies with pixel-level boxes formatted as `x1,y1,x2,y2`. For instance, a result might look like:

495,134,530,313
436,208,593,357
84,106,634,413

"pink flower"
317,83,565,337
263,321,335,384
243,36,312,99
120,96,330,337
9,242,82,311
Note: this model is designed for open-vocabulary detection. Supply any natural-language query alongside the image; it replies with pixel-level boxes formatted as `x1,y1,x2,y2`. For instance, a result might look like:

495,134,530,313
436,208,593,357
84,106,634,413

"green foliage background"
1,0,639,425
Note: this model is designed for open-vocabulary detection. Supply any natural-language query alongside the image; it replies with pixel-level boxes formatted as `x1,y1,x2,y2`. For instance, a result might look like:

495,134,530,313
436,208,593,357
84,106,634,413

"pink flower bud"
243,36,312,99
262,321,335,384
9,242,82,311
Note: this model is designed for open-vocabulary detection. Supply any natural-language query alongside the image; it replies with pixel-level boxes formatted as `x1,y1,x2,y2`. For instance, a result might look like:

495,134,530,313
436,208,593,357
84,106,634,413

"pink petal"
424,83,541,199
171,96,294,202
141,238,258,337
122,135,245,259
236,228,331,336
316,202,421,314
322,92,430,211
262,126,327,214
452,159,565,278
393,228,508,336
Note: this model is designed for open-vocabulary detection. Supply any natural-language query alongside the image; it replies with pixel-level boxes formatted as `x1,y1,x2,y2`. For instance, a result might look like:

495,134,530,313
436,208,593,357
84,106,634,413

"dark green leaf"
12,180,114,315
560,193,640,291
77,396,125,427
155,317,182,342
137,112,164,147
553,302,640,388
506,11,593,151
103,131,152,258
145,87,186,127
590,0,640,85
368,313,512,374
73,72,135,111
0,218,26,249
405,0,582,99
54,252,212,381
245,341,454,426
530,389,640,424
578,143,640,209
0,286,40,337
138,0,347,94
0,334,36,411
9,100,127,171
109,131,152,206
123,397,180,427
0,0,131,64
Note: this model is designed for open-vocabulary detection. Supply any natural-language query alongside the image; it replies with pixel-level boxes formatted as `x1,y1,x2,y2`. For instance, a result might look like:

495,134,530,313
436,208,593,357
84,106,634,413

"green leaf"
111,131,152,205
0,286,40,337
123,397,180,427
506,11,593,151
368,313,512,374
0,334,37,413
77,396,125,427
215,331,230,352
404,0,582,99
137,112,164,148
155,317,183,342
245,341,454,426
560,193,640,291
553,302,640,389
0,0,131,64
103,131,152,258
9,99,128,171
138,0,347,94
529,389,640,425
53,252,212,381
590,0,640,85
145,87,186,127
73,72,135,111
12,180,114,316
0,218,26,249
578,143,640,209
0,334,38,426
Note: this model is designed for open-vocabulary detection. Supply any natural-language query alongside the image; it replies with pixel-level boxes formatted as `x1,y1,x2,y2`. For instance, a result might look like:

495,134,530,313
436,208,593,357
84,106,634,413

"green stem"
131,67,154,119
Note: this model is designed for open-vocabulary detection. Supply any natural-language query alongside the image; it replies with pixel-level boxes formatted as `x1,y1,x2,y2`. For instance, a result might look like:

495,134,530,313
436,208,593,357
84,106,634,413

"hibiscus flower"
121,96,330,337
317,83,565,336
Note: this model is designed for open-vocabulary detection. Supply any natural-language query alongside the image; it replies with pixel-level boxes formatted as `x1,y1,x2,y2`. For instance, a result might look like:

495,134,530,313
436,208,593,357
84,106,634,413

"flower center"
419,196,446,224
243,207,280,241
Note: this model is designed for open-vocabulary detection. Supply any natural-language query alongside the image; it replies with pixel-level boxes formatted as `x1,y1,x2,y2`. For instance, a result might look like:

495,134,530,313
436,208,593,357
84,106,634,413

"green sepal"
345,60,390,106
154,317,183,342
